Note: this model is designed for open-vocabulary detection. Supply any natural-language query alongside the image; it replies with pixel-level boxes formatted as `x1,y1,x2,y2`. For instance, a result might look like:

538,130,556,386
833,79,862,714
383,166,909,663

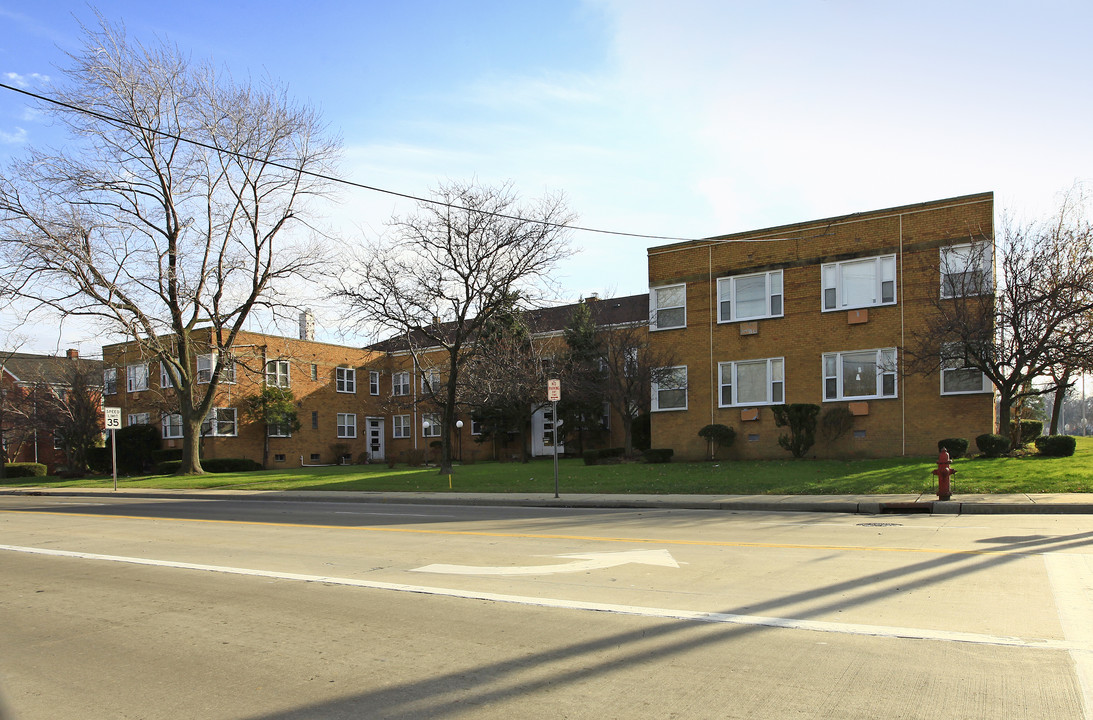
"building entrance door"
367,417,385,461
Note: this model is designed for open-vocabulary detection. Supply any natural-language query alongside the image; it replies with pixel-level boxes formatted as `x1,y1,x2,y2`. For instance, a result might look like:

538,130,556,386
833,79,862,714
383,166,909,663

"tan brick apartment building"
646,192,997,460
102,296,646,468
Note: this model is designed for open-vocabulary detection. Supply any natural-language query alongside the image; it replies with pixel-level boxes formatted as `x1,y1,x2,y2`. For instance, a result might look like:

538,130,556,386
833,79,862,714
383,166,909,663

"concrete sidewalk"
4,486,1093,514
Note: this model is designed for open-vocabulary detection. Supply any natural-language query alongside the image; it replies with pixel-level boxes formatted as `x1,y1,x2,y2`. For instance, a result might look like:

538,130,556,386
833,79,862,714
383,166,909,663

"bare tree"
907,194,1093,445
0,18,341,473
338,180,575,474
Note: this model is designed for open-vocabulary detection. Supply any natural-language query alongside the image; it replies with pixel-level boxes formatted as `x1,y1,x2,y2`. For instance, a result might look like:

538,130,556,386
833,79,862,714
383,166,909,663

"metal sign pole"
553,399,559,499
111,428,118,492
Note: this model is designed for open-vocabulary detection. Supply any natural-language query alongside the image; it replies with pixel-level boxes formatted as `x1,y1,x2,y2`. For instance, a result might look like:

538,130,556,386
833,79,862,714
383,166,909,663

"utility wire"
0,81,706,243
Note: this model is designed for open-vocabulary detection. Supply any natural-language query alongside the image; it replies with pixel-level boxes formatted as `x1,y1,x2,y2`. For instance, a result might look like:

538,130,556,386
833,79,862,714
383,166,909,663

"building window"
941,242,992,298
369,371,380,395
53,430,65,451
311,363,318,381
822,255,897,311
823,349,897,401
651,366,688,411
718,270,783,323
336,367,356,393
126,364,149,392
274,454,286,463
719,358,784,407
312,411,318,430
940,343,991,395
600,402,611,430
268,421,292,437
392,371,410,396
310,453,321,463
160,362,174,389
337,413,357,438
197,353,235,384
201,408,238,437
650,284,686,330
421,368,440,393
162,414,183,439
422,412,442,437
471,418,483,435
392,414,411,438
127,412,150,426
266,359,290,388
103,368,117,395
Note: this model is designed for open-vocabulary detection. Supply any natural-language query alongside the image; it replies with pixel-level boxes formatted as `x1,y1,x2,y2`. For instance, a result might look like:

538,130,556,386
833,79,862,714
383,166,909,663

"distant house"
1,349,104,472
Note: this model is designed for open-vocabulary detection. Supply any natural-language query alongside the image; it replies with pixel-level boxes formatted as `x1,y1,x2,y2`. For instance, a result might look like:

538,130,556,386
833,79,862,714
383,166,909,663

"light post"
455,420,463,462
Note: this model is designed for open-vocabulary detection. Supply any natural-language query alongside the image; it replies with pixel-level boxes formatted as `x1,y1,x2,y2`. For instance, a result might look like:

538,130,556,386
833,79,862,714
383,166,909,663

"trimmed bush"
200,458,263,473
772,403,820,458
643,448,674,464
820,407,855,443
86,446,111,473
582,450,599,466
155,460,182,475
698,424,736,460
111,423,162,474
599,447,625,459
1012,419,1043,447
937,438,969,458
3,462,48,478
1035,435,1077,457
976,433,1011,457
152,448,184,464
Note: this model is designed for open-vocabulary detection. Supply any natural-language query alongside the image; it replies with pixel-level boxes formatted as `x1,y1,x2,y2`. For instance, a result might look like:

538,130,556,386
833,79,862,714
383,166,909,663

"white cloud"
0,127,27,144
3,72,51,89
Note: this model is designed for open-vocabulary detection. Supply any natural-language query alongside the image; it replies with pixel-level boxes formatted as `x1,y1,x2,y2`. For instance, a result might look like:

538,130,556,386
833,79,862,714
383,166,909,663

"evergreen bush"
975,433,1011,457
698,424,736,460
643,448,674,463
1034,435,1077,457
1011,419,1043,447
3,463,47,478
937,438,969,458
772,404,820,458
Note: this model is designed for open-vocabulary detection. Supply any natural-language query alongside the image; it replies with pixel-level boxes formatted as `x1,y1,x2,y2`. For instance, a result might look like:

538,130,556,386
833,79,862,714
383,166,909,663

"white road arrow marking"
410,548,679,576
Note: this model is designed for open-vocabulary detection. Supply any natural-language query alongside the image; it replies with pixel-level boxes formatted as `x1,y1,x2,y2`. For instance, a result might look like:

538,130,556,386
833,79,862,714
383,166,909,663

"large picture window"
941,343,991,394
126,363,149,392
650,284,686,330
197,353,235,384
201,408,238,437
823,349,897,401
940,242,992,298
392,371,410,396
719,358,784,407
422,412,442,437
718,270,783,323
162,413,183,439
392,414,411,438
651,366,688,411
103,368,117,395
337,413,357,438
822,255,897,311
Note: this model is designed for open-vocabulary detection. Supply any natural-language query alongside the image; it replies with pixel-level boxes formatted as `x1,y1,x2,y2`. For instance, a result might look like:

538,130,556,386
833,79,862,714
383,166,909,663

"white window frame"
160,362,174,389
421,368,440,393
651,366,688,411
650,284,686,330
162,413,184,439
821,255,897,311
940,242,993,299
337,413,357,439
823,348,898,401
392,371,410,396
103,368,117,395
266,359,290,388
369,371,380,395
422,412,442,438
267,420,292,438
336,367,356,394
198,353,235,384
126,363,149,392
717,270,784,323
940,343,991,395
392,414,411,438
471,419,484,435
127,412,150,426
718,358,785,407
201,407,238,437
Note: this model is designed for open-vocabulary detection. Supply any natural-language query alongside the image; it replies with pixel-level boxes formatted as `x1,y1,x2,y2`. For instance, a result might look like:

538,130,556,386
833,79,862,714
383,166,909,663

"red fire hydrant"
933,449,956,501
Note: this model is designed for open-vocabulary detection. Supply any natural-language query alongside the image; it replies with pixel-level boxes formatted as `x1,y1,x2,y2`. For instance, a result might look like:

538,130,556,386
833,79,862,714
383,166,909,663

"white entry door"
531,406,563,456
367,417,385,461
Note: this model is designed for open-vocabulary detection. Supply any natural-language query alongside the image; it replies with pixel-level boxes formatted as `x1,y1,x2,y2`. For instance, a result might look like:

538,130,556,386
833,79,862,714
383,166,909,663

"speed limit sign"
104,406,122,430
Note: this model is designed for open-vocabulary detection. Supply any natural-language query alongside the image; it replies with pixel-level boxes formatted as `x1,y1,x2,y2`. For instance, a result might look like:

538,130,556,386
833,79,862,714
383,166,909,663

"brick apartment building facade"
646,192,997,461
101,296,646,468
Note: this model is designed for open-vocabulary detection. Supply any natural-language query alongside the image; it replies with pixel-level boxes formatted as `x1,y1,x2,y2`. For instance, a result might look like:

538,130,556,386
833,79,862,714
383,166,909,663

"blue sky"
3,1,1093,353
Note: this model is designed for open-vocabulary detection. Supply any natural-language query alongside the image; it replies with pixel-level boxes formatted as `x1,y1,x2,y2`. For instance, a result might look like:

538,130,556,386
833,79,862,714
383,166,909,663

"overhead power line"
0,81,705,243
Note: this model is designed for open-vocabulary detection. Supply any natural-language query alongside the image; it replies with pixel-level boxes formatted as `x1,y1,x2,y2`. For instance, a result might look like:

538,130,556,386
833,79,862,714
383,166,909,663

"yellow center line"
2,508,1021,557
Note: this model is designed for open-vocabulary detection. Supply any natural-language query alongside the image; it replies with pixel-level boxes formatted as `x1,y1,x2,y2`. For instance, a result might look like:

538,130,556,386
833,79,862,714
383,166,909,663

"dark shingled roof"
1,351,104,386
367,293,649,353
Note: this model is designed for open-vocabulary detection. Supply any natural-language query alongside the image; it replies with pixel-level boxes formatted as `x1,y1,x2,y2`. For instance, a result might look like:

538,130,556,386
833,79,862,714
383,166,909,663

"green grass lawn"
5,437,1093,495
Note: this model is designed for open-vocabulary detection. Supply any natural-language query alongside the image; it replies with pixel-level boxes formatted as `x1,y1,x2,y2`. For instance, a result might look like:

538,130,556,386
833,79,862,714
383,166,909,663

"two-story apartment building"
646,192,997,460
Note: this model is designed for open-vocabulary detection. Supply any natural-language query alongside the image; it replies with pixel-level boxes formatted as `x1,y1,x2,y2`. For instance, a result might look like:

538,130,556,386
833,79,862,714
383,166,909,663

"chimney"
584,293,600,303
66,349,79,359
299,310,315,341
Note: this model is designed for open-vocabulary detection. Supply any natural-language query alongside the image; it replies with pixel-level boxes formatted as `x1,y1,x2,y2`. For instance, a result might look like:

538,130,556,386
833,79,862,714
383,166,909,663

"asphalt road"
1,496,1091,719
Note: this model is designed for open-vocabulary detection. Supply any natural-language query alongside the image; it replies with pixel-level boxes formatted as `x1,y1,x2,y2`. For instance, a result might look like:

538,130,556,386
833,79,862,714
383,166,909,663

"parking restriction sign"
547,378,561,402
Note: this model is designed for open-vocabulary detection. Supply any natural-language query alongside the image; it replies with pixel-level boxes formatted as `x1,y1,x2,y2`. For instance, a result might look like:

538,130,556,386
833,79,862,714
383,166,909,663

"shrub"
155,460,182,475
86,446,111,473
937,438,969,458
975,433,1011,457
772,404,820,458
201,458,263,473
404,448,426,467
599,447,625,459
643,448,674,463
152,448,184,464
356,452,370,465
1035,435,1077,457
698,424,736,460
582,450,599,466
1011,419,1043,447
820,407,854,443
631,413,651,451
111,423,162,474
3,463,47,478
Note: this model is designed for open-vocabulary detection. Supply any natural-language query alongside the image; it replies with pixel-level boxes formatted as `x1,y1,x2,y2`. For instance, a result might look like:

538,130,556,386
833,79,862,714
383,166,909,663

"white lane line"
1045,553,1093,719
332,511,458,517
2,542,1088,653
